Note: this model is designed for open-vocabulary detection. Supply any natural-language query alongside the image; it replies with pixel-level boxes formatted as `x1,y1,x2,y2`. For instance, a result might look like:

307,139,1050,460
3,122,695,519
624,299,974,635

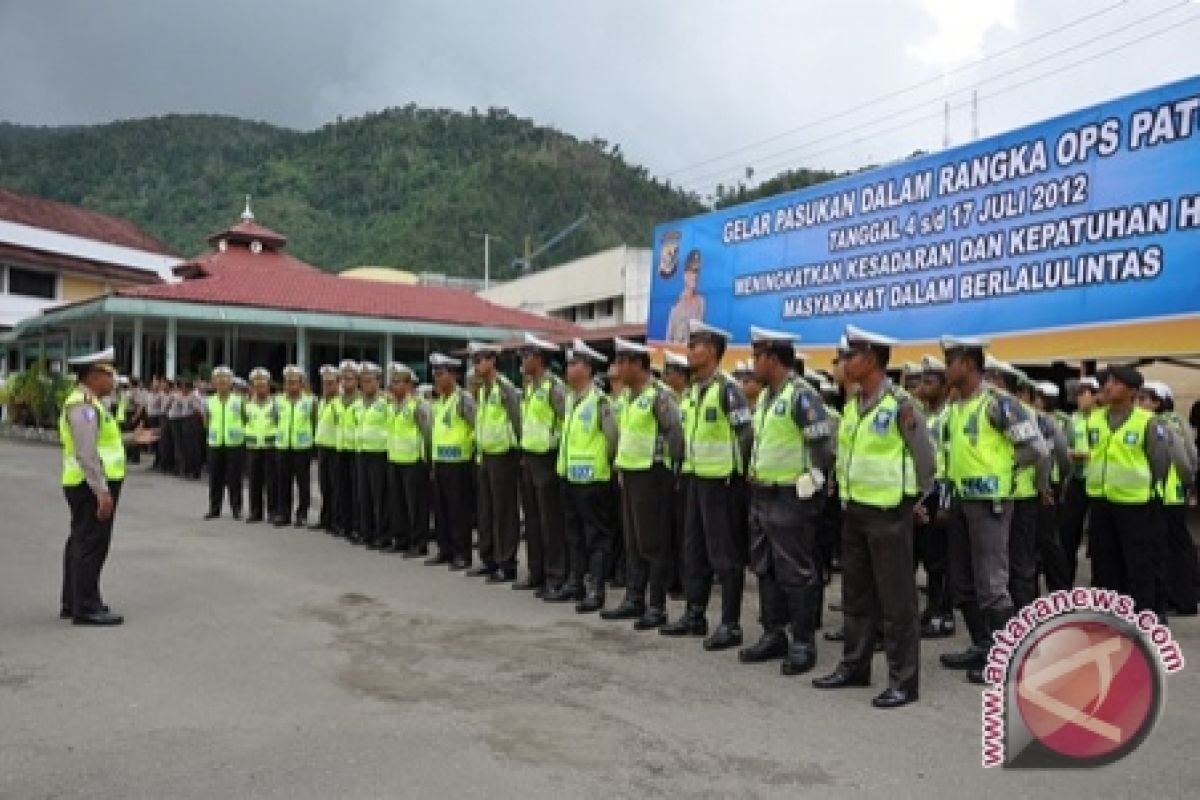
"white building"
477,245,651,330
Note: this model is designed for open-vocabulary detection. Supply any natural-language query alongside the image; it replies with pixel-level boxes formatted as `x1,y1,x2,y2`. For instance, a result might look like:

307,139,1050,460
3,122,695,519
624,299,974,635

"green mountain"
0,108,704,278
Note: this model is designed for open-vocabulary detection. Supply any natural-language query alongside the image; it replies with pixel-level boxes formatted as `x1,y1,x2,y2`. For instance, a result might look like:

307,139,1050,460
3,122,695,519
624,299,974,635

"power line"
690,11,1200,196
667,0,1188,185
681,2,1198,193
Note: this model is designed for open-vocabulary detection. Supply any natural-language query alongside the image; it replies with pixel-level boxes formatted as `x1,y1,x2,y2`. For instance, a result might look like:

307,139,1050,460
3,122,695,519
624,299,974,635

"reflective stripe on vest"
357,396,391,453
945,389,1015,500
521,375,561,454
1086,407,1153,504
556,388,611,484
432,390,474,463
244,399,279,450
678,390,696,475
206,394,245,447
749,381,808,485
477,379,517,455
688,375,739,478
60,388,126,485
841,390,917,508
615,382,662,471
315,398,340,448
388,397,425,464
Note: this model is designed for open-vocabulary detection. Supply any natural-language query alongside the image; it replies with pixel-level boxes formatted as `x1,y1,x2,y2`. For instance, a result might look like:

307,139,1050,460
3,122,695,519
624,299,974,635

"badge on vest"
873,409,893,433
704,408,718,422
1123,431,1139,445
773,400,787,415
637,397,651,409
568,464,595,482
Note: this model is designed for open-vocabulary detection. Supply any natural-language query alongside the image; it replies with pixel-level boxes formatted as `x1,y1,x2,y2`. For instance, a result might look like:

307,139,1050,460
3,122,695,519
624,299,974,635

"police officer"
202,365,244,520
939,337,1050,684
386,362,432,556
557,339,620,614
1086,366,1188,619
661,350,692,602
356,362,391,548
1024,379,1073,596
517,333,570,598
427,353,477,570
243,368,281,524
333,360,361,539
276,365,316,528
311,365,341,532
468,342,524,582
661,320,753,651
737,327,833,674
812,327,933,708
1060,376,1100,583
59,348,126,625
914,355,955,637
600,337,684,630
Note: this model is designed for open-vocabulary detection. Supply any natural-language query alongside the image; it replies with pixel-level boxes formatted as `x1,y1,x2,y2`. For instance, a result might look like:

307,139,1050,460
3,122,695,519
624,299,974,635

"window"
7,267,57,299
577,303,594,321
597,298,615,318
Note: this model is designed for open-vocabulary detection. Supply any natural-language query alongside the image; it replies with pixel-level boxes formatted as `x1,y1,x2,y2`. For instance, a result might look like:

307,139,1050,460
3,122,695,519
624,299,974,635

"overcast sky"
1,0,1198,196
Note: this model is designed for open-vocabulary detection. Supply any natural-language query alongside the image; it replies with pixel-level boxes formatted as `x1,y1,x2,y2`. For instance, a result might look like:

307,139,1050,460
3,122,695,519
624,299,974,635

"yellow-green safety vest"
1086,407,1153,504
749,380,808,486
432,389,474,463
840,389,918,508
476,378,517,455
557,387,612,484
277,394,316,450
1012,402,1039,500
388,396,425,465
60,388,126,486
615,381,664,471
206,394,245,447
945,389,1015,500
335,395,359,452
1157,412,1187,506
687,375,740,479
357,395,391,453
521,375,562,454
315,397,340,448
244,399,279,450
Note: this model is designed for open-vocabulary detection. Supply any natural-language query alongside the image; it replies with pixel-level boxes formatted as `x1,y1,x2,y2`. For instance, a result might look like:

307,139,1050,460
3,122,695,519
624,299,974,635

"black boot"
781,586,818,675
968,607,1013,684
576,574,606,614
660,604,708,637
738,629,789,663
940,603,990,670
544,579,584,603
634,606,668,630
600,595,645,621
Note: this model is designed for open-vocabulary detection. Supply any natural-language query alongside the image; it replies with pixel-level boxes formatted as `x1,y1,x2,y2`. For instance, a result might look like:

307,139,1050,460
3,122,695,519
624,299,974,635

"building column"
165,317,178,380
131,317,143,380
104,317,115,349
224,328,233,372
88,329,98,352
296,327,308,373
383,333,394,372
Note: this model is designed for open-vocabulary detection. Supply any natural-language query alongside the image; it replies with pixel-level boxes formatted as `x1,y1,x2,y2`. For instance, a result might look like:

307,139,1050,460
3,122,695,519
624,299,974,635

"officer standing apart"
386,363,433,556
557,340,620,614
275,365,316,528
202,365,244,520
939,336,1050,684
311,365,341,532
355,362,391,548
661,320,754,651
426,353,477,570
737,327,833,674
468,342,524,582
813,326,934,709
244,367,281,524
517,333,570,598
59,348,127,626
601,337,684,630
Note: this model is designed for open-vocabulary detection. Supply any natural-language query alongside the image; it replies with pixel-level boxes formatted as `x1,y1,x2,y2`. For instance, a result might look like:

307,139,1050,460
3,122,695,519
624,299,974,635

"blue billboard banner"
648,76,1200,352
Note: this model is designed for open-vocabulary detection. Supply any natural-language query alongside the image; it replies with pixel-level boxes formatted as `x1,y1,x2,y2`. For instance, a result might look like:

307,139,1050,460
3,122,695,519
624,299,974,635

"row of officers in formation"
60,322,1197,710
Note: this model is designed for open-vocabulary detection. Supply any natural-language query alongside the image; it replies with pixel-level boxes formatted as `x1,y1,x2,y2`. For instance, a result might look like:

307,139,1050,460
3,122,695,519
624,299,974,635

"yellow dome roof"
340,267,418,285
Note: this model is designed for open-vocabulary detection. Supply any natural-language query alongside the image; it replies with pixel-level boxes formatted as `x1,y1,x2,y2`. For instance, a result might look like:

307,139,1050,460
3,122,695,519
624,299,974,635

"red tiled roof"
0,187,175,255
206,220,287,247
119,240,579,336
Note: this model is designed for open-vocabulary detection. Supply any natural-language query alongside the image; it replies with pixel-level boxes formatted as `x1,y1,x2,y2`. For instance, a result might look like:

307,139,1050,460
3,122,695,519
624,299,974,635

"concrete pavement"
1,440,1198,798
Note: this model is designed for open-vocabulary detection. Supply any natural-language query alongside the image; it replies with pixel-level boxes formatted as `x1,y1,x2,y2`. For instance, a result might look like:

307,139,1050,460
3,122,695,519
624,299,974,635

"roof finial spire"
241,194,254,222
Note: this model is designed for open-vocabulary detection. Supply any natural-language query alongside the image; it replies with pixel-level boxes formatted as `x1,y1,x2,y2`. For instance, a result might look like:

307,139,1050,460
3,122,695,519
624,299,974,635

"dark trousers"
1008,498,1040,610
840,501,920,693
207,446,244,515
748,485,821,641
1162,503,1198,614
334,450,357,534
62,481,122,616
670,474,689,594
478,451,522,570
619,467,674,610
169,419,187,475
388,461,430,551
356,451,388,544
1089,499,1161,615
245,447,279,520
1059,478,1089,584
520,451,567,586
278,448,313,521
914,493,951,621
947,499,1012,612
157,418,176,473
148,414,163,466
683,476,748,624
1036,495,1071,594
316,446,336,528
564,481,617,589
433,461,474,562
182,417,204,477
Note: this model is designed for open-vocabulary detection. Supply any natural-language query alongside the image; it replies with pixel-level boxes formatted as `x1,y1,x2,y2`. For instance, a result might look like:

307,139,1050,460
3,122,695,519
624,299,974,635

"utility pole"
470,232,501,290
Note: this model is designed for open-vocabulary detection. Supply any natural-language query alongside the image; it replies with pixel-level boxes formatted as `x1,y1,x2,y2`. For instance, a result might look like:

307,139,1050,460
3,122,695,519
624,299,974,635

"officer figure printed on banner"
913,355,955,638
557,339,620,614
736,327,834,674
243,367,281,524
516,333,571,599
311,365,341,532
355,362,391,548
1060,376,1101,583
661,320,754,651
938,336,1050,684
660,349,692,602
386,362,433,556
600,337,684,630
1086,365,1190,621
59,348,128,626
1137,380,1199,616
812,326,935,709
275,365,316,528
332,360,361,539
202,365,245,520
426,353,477,570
